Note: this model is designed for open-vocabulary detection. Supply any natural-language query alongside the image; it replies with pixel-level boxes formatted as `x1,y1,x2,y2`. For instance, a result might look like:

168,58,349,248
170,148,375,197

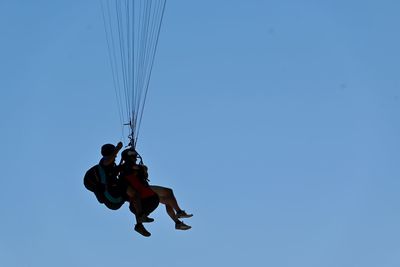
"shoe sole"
177,214,193,219
176,228,191,230
175,226,192,230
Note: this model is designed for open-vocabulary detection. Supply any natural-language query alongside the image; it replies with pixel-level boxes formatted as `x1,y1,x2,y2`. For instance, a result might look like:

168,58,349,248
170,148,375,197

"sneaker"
176,210,193,218
134,223,151,237
175,221,191,230
138,215,155,223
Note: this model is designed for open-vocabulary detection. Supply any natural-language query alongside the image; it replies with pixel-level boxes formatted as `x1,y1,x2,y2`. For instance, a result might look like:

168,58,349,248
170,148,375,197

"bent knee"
164,187,173,196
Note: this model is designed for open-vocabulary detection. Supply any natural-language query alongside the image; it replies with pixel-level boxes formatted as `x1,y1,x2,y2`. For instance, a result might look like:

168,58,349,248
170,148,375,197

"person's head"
101,143,117,157
101,144,117,161
121,148,138,164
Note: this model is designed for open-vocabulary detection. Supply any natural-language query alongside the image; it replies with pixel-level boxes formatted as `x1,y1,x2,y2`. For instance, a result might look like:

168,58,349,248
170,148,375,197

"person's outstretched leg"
150,185,192,230
150,185,193,218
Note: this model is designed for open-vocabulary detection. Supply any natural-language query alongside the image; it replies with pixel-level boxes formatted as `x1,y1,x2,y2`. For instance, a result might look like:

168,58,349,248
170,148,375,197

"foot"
134,223,151,237
176,210,193,218
138,215,155,223
175,221,191,230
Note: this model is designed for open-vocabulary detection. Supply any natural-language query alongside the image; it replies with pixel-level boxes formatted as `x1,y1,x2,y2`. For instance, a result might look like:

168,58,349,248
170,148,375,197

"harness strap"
97,165,124,204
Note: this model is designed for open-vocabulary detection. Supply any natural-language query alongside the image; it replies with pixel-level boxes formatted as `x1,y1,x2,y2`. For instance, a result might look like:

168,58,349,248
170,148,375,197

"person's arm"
140,165,149,180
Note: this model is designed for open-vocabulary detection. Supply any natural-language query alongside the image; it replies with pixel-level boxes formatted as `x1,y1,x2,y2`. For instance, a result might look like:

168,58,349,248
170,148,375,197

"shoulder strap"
96,165,124,204
96,165,107,184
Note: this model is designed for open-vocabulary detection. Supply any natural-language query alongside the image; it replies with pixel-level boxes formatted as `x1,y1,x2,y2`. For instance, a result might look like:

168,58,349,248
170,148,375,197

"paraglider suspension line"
124,120,136,149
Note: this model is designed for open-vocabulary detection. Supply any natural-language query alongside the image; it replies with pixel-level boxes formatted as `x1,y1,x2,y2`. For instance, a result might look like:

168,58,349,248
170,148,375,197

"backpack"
83,165,125,210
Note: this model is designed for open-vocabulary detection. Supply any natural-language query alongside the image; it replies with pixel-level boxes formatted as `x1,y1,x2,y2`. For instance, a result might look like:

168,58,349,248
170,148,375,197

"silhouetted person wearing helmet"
120,148,160,237
120,148,193,232
84,142,126,210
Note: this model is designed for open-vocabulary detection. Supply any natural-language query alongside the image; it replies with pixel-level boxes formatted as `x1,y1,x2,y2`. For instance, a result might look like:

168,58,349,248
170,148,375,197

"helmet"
101,144,116,157
121,148,138,161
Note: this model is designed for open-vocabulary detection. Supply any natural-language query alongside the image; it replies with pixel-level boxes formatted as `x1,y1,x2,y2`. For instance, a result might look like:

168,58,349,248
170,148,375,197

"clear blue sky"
1,1,400,266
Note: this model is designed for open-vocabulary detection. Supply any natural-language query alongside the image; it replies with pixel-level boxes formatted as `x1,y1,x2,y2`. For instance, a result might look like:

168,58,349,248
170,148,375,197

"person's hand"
116,142,123,150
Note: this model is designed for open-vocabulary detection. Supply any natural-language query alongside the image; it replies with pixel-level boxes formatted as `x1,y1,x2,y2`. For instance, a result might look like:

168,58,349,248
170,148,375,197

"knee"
165,187,174,196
